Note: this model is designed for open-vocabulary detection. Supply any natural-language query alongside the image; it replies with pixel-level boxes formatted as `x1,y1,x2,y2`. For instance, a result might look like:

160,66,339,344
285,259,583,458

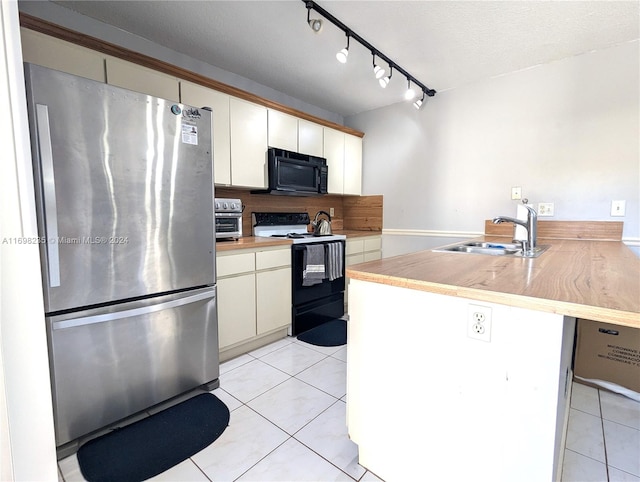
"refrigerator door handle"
52,289,216,330
36,104,61,288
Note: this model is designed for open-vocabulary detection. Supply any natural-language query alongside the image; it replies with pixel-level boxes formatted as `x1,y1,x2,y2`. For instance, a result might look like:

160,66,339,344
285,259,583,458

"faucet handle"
522,198,528,204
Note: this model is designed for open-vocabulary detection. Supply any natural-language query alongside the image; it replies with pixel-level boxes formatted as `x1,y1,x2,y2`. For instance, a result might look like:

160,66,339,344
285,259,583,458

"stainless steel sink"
433,241,549,258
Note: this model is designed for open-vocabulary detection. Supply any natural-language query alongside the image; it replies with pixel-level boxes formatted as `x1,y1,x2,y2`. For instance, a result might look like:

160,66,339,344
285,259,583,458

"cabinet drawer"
256,249,290,270
217,252,255,277
346,254,365,266
364,237,382,252
364,251,382,262
346,239,364,255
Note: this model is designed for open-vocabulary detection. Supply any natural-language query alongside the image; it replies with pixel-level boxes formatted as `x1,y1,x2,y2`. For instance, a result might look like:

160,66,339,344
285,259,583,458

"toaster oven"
214,198,242,240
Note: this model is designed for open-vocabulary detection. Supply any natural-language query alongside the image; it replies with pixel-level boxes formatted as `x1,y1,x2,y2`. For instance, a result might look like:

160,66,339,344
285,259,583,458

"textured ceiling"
52,0,639,117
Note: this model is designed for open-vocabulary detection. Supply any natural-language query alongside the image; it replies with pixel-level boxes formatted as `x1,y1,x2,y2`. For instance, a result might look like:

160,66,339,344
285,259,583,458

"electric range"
252,212,346,243
252,212,346,336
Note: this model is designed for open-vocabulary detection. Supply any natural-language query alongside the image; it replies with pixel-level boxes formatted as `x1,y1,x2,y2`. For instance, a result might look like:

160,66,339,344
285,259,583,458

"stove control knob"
215,202,220,210
231,203,238,210
223,202,229,210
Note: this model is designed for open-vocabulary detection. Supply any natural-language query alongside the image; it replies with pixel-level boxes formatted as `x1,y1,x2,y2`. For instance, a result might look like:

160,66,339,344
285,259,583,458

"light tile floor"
57,336,640,482
562,382,640,482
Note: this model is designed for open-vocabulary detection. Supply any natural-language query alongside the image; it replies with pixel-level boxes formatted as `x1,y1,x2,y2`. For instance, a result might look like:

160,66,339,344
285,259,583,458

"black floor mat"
297,319,347,347
77,392,229,482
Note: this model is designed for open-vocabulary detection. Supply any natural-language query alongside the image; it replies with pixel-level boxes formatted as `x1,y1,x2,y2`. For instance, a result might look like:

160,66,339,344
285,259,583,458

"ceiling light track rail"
304,0,436,99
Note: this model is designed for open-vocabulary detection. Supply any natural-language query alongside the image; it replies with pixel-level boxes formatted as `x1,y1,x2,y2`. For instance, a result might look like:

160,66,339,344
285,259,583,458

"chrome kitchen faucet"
492,200,538,255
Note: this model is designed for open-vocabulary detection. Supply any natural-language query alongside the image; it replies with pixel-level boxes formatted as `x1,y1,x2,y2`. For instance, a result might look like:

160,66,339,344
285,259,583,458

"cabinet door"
217,274,256,348
105,57,179,102
230,98,268,188
267,109,297,151
323,127,345,195
256,268,291,334
181,81,231,185
20,28,106,82
344,134,362,195
298,120,323,157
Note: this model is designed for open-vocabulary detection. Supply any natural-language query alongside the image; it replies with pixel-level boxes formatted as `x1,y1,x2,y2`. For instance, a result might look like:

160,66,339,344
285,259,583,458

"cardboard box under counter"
574,319,640,397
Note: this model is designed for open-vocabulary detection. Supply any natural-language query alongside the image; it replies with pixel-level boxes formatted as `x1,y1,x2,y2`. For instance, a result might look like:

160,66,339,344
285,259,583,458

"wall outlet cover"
538,202,554,217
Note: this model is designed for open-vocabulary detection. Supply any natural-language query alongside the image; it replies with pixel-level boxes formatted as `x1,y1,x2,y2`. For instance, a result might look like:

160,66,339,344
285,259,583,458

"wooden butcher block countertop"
347,222,639,329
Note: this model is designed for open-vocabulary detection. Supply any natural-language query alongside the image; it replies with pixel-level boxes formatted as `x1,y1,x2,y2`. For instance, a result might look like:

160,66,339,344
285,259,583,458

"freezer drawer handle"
52,290,216,330
36,104,60,288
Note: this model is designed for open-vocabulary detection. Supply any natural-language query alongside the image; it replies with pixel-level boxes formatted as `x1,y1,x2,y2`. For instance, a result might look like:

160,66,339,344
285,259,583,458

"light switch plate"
611,200,626,217
511,187,522,200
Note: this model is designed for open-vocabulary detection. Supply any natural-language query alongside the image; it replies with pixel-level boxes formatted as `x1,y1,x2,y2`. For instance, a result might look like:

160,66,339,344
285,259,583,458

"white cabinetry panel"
180,81,231,185
257,267,291,334
344,134,362,195
267,109,298,151
105,57,179,102
230,98,268,188
217,274,256,348
20,28,105,82
298,120,323,157
323,127,345,194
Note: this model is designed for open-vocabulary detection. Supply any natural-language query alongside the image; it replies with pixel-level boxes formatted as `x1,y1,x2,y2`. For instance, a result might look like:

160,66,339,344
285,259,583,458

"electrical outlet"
468,304,492,342
511,187,522,200
538,202,554,217
611,200,626,217
330,207,335,217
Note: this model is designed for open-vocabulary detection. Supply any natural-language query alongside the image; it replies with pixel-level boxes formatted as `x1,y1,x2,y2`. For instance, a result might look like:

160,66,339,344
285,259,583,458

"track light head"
404,79,416,100
378,65,393,88
306,3,323,33
372,53,386,79
413,91,426,109
336,34,350,63
308,18,323,33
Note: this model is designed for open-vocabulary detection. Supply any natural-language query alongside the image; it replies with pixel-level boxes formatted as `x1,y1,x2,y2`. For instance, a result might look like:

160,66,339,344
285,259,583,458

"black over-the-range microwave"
252,147,328,196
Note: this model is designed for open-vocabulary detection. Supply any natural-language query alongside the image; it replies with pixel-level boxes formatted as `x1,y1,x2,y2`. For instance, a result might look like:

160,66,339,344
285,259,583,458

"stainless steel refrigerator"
24,63,218,453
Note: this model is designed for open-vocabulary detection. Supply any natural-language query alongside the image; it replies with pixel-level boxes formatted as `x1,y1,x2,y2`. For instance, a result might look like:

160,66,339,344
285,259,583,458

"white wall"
0,0,58,479
347,41,640,257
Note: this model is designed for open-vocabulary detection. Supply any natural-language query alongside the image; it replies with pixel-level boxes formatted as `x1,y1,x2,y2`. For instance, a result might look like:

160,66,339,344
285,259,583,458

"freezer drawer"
47,287,218,446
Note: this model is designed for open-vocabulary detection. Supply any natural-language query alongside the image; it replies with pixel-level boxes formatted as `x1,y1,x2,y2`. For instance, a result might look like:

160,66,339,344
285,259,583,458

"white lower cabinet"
346,236,382,266
256,268,291,334
217,274,256,348
345,235,382,310
216,247,291,356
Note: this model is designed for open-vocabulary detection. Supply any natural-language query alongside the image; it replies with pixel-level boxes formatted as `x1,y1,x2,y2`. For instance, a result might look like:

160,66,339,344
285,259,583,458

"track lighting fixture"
336,33,349,63
379,66,393,89
306,3,323,33
372,54,385,80
303,0,436,107
404,79,416,101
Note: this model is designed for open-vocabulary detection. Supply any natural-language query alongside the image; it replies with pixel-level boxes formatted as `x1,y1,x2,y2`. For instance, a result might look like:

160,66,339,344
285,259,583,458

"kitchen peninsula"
345,223,639,482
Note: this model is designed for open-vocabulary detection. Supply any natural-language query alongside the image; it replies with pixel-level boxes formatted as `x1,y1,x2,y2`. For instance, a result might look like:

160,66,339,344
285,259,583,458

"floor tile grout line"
597,389,611,482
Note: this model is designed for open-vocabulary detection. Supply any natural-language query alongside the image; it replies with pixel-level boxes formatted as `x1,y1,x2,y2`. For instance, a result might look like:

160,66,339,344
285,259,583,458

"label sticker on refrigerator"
181,123,198,145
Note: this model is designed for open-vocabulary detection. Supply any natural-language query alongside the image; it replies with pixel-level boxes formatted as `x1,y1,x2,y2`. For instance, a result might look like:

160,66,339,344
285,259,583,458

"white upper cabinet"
230,98,268,188
267,109,298,151
181,81,231,185
20,28,106,82
344,133,363,195
323,127,345,195
267,110,324,157
298,120,323,157
105,57,179,102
